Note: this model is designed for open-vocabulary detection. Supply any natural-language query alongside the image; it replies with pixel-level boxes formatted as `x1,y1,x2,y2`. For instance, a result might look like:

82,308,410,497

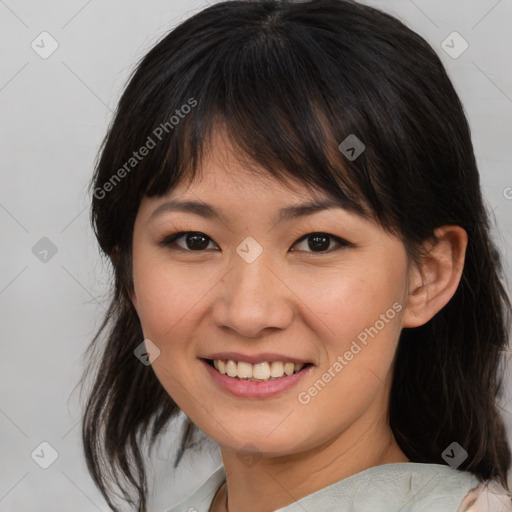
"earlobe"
402,225,468,328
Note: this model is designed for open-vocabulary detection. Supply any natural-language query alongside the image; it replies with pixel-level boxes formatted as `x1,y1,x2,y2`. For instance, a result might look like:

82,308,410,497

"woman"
81,1,512,511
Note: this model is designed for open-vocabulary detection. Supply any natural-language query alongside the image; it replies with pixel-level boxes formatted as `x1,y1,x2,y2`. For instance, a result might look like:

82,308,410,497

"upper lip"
202,352,312,365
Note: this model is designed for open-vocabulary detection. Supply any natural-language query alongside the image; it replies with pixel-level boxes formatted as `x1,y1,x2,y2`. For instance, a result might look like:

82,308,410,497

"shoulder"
352,462,481,511
276,462,486,512
163,463,512,512
458,480,512,512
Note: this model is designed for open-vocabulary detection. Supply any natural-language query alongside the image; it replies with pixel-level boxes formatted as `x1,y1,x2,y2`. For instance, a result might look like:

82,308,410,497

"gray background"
1,0,511,511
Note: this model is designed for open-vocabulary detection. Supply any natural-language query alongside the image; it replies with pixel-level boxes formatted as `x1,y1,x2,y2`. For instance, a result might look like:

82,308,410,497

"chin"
213,429,308,458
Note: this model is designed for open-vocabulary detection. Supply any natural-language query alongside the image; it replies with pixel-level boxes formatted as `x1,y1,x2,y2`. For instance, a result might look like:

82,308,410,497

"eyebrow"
149,198,349,225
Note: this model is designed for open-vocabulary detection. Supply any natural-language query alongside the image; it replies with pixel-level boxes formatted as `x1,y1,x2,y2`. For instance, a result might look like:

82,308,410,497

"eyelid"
159,230,351,253
291,232,351,253
158,231,219,250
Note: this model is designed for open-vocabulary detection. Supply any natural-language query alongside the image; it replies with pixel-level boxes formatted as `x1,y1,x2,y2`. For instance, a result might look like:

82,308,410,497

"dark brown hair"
81,1,512,510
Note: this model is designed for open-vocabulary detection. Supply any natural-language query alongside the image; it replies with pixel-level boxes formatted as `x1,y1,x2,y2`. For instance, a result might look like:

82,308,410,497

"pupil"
187,233,209,250
309,234,329,251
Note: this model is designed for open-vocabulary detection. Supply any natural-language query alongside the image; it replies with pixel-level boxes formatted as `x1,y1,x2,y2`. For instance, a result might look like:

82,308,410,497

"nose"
211,250,294,338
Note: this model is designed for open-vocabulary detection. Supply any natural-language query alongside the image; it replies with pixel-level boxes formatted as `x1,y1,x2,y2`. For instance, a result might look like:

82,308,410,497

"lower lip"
201,359,312,398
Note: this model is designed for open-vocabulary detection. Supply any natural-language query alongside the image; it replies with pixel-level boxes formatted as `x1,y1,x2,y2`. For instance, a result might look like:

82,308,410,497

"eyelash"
158,229,351,254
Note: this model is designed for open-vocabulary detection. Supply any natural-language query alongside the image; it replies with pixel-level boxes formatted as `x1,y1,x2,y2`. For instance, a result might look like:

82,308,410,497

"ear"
402,225,468,328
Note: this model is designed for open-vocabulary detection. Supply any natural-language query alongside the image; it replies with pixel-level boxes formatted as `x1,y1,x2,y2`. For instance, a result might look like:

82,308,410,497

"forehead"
143,169,377,236
139,123,376,229
171,130,321,199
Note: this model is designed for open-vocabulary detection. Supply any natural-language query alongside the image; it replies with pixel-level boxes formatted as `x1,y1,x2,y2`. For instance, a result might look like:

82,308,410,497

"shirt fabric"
164,462,512,512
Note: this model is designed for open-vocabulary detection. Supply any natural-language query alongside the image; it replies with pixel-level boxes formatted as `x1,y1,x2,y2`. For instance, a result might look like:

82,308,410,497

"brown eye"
184,233,210,250
291,233,350,253
160,232,218,251
308,234,331,252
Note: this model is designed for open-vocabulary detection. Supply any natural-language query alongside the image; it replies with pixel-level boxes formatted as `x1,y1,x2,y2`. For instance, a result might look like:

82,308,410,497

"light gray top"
164,462,508,512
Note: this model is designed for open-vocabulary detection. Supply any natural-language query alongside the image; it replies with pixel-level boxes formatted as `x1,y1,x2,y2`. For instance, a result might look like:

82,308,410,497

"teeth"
253,362,270,380
284,362,294,375
270,361,284,377
226,360,237,377
237,361,253,379
211,359,307,381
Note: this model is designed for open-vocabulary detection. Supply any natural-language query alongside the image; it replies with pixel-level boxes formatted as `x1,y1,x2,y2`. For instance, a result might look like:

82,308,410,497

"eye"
159,231,219,251
159,231,351,253
290,232,350,253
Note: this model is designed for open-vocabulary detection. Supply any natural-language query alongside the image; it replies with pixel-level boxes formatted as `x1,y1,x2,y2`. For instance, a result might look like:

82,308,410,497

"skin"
131,134,468,512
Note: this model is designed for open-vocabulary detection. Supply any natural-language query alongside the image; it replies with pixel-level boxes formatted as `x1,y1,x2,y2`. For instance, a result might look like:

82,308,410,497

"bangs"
137,9,386,226
93,0,437,254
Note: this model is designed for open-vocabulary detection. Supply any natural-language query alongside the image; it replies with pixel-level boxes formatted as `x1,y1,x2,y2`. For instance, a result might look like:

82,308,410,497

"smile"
207,359,308,381
201,356,313,398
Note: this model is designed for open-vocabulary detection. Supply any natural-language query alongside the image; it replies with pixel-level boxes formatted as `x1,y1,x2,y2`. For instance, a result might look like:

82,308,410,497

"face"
131,136,411,458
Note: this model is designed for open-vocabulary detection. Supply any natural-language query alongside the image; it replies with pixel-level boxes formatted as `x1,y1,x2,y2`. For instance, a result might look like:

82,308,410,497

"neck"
216,417,409,512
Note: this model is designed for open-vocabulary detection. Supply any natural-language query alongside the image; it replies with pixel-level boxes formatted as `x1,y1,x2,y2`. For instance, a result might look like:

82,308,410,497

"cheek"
292,274,404,439
292,268,405,429
132,249,218,345
131,252,214,411
293,262,404,353
299,263,405,409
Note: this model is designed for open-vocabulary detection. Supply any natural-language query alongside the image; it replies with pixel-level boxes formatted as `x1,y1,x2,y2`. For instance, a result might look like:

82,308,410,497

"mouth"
203,358,313,382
